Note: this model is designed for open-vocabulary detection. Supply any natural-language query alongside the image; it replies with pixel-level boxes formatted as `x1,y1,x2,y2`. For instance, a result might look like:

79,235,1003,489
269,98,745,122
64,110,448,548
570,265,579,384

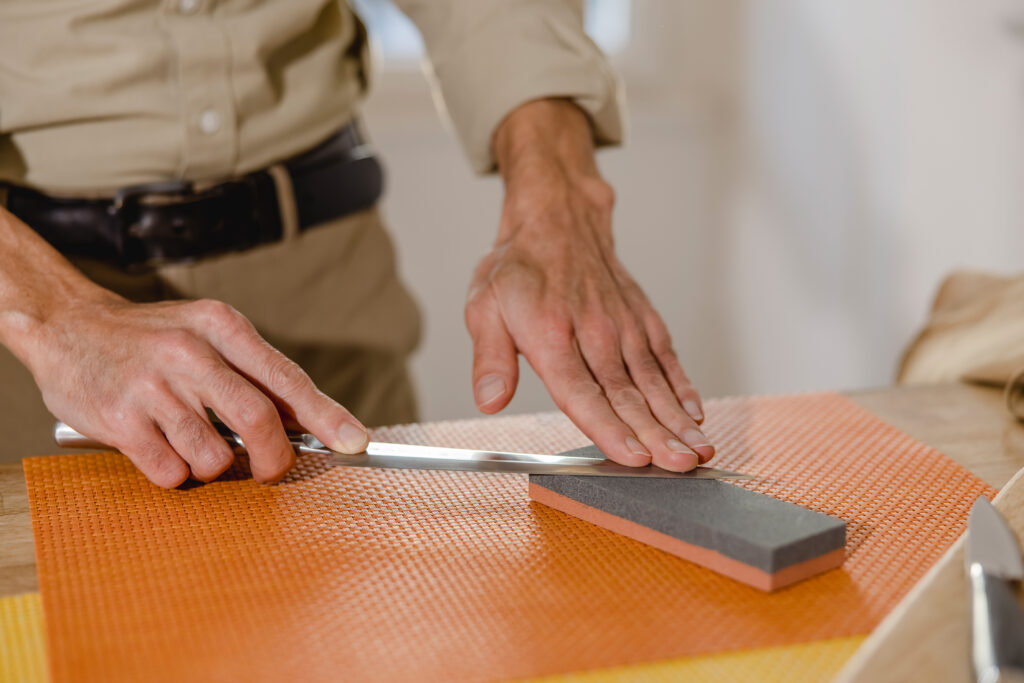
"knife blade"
53,421,751,480
965,496,1024,682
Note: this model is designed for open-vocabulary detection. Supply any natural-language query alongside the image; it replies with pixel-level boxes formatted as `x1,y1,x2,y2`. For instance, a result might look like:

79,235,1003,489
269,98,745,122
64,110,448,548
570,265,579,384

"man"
0,0,715,486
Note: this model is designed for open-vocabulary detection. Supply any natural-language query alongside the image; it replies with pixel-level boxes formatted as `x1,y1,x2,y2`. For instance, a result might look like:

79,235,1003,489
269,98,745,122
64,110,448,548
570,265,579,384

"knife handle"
53,421,248,452
53,422,112,449
970,563,1024,682
52,421,319,456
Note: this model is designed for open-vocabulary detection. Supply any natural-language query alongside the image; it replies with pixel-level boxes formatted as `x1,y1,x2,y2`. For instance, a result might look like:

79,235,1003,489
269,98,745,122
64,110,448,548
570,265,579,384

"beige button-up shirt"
0,0,623,196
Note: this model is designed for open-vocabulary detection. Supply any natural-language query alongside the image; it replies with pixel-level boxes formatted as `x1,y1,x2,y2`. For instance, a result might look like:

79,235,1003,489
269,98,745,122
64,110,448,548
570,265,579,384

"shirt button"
198,109,221,135
178,0,200,15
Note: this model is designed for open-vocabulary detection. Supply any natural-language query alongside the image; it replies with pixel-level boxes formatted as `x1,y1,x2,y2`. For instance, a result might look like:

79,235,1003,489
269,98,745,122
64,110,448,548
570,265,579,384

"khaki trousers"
0,205,422,463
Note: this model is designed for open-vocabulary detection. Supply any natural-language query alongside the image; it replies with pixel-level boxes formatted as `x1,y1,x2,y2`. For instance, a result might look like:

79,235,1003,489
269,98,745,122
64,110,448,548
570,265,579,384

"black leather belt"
2,120,383,267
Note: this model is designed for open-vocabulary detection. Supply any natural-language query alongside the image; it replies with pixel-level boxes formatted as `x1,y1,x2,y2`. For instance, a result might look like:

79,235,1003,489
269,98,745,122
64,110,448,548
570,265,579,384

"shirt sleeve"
390,0,625,173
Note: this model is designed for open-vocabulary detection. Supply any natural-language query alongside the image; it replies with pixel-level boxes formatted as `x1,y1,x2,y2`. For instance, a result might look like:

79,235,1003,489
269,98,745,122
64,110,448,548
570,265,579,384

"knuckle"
607,386,646,412
575,380,605,399
103,406,136,433
540,309,571,336
155,328,206,364
203,366,242,400
632,356,666,386
174,414,208,451
132,371,170,402
464,300,482,329
619,317,649,345
464,283,489,314
171,414,233,479
550,379,602,412
264,355,310,398
233,395,278,434
586,179,616,211
207,439,235,464
194,299,247,334
581,318,620,356
464,296,498,335
583,313,619,339
533,315,573,351
192,298,232,319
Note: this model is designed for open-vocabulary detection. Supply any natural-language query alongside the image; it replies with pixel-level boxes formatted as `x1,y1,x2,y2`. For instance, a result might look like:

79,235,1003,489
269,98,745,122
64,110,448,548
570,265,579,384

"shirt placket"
161,0,238,180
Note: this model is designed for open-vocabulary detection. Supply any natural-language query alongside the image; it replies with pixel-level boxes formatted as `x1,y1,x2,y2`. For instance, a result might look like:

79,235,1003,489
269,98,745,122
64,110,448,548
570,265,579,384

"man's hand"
466,99,713,471
0,208,368,488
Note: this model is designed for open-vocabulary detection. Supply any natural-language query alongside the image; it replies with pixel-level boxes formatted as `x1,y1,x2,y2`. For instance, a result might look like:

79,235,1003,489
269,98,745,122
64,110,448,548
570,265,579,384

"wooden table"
3,383,1024,599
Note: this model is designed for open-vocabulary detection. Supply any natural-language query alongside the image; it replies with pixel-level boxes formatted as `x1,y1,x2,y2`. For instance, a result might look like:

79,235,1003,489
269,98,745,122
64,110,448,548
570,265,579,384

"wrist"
0,208,120,368
493,99,615,244
0,287,116,374
493,98,601,186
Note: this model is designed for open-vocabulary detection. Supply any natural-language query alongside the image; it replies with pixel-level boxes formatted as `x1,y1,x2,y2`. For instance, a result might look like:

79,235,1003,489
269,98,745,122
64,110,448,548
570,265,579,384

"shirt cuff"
419,3,625,174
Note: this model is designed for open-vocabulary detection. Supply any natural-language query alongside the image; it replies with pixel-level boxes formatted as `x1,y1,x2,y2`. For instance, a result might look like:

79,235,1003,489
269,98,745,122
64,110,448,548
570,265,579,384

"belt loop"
266,164,300,241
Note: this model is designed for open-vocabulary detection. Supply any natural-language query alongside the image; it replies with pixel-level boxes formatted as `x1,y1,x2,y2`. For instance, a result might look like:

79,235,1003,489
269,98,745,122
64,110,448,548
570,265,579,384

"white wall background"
360,0,1024,422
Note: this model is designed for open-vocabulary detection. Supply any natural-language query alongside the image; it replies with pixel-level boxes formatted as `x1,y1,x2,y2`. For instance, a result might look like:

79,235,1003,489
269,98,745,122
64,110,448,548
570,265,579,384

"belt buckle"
109,180,195,266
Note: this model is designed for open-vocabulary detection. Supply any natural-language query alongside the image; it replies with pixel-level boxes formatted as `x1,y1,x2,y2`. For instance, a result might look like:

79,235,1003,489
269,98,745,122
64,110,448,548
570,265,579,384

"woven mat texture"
25,393,995,682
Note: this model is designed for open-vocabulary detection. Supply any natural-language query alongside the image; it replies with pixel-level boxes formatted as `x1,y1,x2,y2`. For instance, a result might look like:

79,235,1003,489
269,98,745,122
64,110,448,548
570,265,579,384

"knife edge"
325,442,751,479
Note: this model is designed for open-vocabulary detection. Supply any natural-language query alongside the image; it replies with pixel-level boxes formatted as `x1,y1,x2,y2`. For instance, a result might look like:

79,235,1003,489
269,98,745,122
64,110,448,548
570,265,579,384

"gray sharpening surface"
530,445,847,573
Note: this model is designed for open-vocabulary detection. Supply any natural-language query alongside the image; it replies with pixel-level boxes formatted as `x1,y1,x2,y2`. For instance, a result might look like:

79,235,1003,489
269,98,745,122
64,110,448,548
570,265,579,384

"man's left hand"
466,99,714,472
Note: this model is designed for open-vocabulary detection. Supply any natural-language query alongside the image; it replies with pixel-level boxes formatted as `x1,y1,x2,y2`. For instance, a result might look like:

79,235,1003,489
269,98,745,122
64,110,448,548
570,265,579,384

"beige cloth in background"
899,271,1024,417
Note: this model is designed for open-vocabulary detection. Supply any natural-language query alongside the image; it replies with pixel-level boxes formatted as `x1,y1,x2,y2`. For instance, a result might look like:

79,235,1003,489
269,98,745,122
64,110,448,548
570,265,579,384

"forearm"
0,206,118,367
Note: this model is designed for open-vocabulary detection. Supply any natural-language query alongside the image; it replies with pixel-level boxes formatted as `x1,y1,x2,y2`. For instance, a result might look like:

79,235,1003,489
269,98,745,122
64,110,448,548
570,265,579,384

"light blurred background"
353,0,1024,421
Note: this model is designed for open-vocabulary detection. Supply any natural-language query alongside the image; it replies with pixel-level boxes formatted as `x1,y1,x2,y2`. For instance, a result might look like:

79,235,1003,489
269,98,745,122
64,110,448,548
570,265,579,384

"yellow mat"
0,588,862,683
529,636,866,682
0,592,46,683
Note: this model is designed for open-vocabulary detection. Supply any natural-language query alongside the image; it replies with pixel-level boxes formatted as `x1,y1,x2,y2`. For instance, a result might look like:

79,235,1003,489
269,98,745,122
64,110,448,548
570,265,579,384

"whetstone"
529,446,847,591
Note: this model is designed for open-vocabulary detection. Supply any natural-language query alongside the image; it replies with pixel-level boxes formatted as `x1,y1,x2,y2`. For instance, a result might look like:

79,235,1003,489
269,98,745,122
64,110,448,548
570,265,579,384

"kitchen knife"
966,496,1024,682
53,421,751,480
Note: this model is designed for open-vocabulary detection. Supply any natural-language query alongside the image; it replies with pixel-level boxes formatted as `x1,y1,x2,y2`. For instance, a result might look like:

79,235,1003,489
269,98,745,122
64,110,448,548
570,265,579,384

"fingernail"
682,429,711,448
475,374,506,407
336,422,369,453
666,438,695,455
682,428,715,463
625,436,650,457
684,400,703,422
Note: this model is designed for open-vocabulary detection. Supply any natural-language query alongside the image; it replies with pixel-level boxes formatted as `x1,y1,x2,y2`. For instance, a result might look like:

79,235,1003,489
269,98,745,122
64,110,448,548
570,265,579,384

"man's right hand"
0,207,367,488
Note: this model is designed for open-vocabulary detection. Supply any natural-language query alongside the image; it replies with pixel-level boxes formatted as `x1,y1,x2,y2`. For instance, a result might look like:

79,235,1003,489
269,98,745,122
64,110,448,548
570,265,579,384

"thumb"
467,298,519,414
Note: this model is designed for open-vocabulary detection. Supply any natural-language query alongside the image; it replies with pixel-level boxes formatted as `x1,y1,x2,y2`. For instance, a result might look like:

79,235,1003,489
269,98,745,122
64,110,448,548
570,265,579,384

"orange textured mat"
25,393,995,682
